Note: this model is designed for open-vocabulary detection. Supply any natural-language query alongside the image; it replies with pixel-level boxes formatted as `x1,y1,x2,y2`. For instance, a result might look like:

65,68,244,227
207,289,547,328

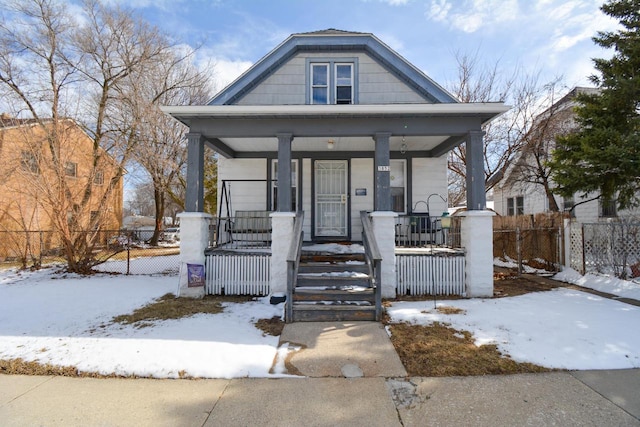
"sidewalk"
2,320,640,426
1,370,639,426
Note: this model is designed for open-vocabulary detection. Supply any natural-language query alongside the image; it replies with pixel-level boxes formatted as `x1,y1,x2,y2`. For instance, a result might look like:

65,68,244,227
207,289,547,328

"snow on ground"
493,257,550,274
0,264,284,379
388,288,640,370
553,268,640,301
3,256,640,377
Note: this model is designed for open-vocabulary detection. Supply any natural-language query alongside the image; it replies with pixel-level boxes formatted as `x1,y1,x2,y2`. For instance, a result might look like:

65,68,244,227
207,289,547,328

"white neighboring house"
493,87,639,222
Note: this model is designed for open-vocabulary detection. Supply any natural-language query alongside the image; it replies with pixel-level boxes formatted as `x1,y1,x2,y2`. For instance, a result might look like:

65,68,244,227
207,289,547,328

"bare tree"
127,47,212,245
0,0,181,272
506,80,574,212
446,50,563,206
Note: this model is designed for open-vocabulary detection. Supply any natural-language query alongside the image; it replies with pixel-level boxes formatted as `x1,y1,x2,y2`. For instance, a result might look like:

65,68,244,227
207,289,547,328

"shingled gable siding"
236,52,428,105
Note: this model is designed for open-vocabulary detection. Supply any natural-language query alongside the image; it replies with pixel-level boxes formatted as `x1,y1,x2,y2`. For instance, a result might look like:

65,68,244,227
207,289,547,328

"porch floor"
207,242,463,256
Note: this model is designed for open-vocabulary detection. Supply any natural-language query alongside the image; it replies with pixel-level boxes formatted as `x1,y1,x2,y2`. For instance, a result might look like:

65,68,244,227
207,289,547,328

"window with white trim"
311,64,329,104
309,62,354,104
335,63,353,104
507,196,524,216
271,159,298,211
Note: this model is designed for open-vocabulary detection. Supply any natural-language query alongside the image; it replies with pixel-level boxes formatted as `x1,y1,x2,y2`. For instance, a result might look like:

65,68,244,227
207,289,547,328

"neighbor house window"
309,60,356,104
390,159,406,213
563,196,576,218
65,161,77,177
507,196,524,216
21,151,39,174
93,170,104,185
271,159,298,211
600,198,617,218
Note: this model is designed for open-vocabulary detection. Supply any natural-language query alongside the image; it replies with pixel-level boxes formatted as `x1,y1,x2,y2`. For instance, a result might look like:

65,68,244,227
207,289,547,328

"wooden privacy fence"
396,253,465,295
205,252,271,295
493,213,567,271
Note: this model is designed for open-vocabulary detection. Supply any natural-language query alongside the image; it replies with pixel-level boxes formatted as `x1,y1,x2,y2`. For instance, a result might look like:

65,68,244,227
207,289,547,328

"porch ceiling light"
400,143,407,154
327,139,335,150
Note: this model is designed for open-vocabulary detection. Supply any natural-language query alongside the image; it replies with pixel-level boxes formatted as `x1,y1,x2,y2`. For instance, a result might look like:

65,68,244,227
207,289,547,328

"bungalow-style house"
163,30,508,321
493,87,639,222
0,114,123,261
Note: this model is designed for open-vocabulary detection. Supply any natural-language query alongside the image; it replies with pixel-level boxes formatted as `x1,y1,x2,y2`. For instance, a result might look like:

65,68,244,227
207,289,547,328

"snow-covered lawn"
2,259,640,377
388,287,640,370
0,266,284,379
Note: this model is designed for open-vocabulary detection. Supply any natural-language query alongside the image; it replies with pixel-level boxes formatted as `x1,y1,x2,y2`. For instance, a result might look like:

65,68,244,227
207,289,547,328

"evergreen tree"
550,0,640,209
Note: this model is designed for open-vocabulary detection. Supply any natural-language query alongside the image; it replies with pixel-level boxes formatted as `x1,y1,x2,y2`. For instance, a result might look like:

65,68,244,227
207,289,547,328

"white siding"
217,158,268,215
411,157,448,214
237,52,428,105
350,158,374,240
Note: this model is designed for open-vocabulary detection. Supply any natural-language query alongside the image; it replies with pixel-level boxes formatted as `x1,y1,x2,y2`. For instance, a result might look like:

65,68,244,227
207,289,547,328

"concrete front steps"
291,251,376,322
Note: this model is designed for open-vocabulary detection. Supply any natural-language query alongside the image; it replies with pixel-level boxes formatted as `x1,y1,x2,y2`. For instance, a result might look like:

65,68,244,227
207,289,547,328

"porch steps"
291,252,376,322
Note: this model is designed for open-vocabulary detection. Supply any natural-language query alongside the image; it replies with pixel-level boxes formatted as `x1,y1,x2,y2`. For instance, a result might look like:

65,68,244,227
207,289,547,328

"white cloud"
427,0,452,22
210,59,254,94
427,0,519,33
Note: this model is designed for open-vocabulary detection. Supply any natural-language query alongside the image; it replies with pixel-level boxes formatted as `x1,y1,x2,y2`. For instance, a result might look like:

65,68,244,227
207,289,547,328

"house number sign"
377,165,390,171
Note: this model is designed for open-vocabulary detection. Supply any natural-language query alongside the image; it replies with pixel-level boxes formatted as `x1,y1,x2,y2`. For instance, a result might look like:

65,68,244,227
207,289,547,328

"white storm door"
315,160,348,237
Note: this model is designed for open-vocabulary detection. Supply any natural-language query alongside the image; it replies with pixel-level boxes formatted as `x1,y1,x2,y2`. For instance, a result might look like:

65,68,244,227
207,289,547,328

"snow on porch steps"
291,249,376,322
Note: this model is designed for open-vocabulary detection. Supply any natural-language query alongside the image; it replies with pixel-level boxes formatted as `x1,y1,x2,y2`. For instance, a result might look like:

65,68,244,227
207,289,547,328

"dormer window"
311,64,329,104
309,60,356,104
335,64,353,104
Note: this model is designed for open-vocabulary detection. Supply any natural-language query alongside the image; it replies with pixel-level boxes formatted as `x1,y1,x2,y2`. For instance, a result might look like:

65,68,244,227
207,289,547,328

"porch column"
270,212,295,296
276,133,293,212
465,130,486,210
185,132,205,212
372,132,396,297
461,130,493,297
370,211,398,298
374,132,392,211
176,212,212,298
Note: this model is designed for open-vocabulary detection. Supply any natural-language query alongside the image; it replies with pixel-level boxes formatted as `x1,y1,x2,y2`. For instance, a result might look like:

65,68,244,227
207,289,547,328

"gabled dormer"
209,29,458,106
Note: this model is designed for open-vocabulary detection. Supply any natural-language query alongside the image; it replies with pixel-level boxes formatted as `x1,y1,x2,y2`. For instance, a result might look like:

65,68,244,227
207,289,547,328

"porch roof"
161,103,509,158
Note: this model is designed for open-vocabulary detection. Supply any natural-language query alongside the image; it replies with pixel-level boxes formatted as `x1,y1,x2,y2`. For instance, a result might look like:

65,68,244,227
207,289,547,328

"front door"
314,160,348,238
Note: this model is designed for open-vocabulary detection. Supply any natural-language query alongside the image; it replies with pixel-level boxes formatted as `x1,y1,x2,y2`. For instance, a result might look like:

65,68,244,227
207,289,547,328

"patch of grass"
436,306,465,315
493,270,560,297
388,322,551,377
112,293,254,326
0,358,129,378
255,316,285,336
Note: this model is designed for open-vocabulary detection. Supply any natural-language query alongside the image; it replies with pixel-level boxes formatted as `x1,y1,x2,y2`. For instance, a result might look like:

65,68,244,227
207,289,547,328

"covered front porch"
163,103,506,316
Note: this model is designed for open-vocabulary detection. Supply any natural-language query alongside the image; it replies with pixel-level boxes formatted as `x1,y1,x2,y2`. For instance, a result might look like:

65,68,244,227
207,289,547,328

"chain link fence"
570,221,640,279
0,229,179,275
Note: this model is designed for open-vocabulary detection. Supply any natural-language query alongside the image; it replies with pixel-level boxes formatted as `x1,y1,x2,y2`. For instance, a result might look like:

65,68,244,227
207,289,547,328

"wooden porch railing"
285,211,304,322
360,211,382,321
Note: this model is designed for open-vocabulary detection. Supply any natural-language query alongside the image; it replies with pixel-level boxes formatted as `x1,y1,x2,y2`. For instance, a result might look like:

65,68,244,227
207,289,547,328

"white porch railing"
396,253,465,296
205,253,271,295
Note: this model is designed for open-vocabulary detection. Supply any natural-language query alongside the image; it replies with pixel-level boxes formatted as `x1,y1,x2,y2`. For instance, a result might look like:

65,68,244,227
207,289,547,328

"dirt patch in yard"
0,358,131,378
255,316,285,336
493,268,561,297
387,322,551,377
111,293,254,326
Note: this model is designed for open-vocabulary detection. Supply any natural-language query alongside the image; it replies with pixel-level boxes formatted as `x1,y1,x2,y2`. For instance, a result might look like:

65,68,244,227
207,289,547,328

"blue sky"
107,0,619,97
